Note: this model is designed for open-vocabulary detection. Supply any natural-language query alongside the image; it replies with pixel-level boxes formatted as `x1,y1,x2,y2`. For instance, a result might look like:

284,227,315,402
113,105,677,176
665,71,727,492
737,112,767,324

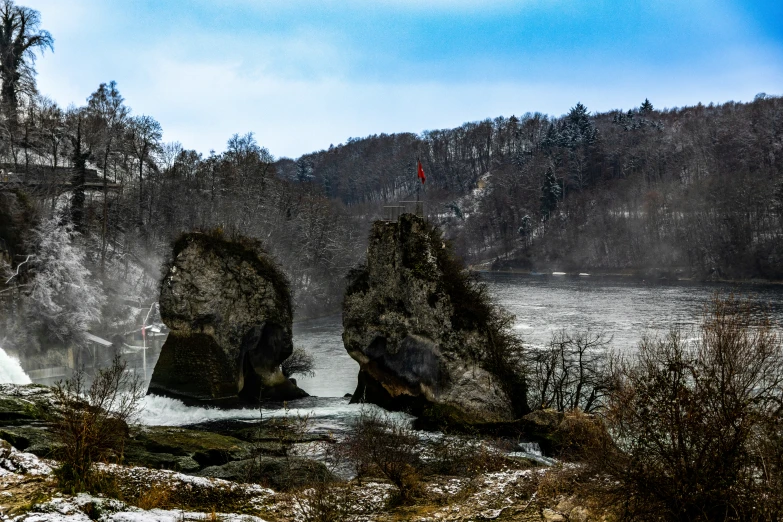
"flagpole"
416,156,420,204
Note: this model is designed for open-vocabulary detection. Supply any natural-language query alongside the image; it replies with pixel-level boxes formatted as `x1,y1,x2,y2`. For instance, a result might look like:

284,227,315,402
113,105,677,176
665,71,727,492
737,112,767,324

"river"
292,274,783,398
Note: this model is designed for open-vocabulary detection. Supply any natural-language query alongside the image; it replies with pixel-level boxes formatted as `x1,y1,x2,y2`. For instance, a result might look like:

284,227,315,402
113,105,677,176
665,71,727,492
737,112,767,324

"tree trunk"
101,142,111,273
70,120,87,232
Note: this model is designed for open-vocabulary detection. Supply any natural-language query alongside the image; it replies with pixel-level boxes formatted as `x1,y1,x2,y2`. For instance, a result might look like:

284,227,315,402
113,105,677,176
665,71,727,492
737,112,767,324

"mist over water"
0,347,31,385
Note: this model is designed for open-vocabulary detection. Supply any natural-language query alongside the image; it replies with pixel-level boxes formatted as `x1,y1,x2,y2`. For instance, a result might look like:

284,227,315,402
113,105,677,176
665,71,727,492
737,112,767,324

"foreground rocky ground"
0,384,603,522
1,440,592,522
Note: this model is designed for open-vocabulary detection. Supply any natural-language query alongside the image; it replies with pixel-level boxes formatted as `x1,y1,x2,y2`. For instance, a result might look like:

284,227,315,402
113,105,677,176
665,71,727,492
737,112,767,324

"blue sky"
23,0,783,158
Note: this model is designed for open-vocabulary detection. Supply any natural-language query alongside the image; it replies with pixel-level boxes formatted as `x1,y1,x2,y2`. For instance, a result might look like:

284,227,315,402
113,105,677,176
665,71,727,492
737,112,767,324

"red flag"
417,160,426,184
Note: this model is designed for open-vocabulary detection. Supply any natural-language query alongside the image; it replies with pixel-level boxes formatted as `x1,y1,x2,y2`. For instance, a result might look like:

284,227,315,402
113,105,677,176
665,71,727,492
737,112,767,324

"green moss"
0,396,50,423
136,427,249,455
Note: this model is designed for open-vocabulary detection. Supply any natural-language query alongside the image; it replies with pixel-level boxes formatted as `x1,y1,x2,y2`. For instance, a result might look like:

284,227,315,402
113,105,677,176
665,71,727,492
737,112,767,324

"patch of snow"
8,493,271,522
0,440,53,477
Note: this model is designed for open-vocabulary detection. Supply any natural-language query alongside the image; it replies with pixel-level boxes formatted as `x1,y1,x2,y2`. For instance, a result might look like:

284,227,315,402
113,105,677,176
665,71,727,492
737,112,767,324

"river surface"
292,274,783,398
126,273,783,462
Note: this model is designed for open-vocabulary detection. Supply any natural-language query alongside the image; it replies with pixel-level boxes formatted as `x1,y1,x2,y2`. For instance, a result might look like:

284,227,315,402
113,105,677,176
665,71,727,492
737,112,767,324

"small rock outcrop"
343,214,527,426
148,232,307,405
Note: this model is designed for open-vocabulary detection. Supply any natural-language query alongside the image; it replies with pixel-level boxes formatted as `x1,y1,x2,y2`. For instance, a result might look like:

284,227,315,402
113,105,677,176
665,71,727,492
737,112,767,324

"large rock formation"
148,232,307,405
343,214,527,426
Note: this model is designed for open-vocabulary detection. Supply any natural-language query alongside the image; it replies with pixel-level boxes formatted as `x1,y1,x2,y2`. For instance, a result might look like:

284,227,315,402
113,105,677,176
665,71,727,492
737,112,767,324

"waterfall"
0,347,32,384
509,441,558,466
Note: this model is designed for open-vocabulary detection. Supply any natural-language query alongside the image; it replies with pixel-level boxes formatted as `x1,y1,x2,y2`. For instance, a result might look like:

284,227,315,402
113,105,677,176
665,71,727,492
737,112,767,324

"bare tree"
0,0,52,127
601,295,783,521
86,81,129,270
530,329,612,413
126,114,162,223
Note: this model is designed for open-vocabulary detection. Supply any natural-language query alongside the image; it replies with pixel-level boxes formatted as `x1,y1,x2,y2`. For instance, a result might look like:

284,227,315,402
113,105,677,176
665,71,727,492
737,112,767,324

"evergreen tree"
296,157,314,182
24,216,104,348
640,98,654,114
540,166,561,220
66,109,90,232
566,102,596,146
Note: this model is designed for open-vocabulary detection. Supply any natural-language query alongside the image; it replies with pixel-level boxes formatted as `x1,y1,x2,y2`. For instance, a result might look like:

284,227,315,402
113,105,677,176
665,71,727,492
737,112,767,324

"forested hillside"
295,96,783,279
0,0,781,366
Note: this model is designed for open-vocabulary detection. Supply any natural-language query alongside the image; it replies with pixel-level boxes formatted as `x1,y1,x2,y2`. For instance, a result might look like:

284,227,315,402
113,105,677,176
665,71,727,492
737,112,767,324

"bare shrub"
553,409,613,463
530,329,612,413
343,409,423,504
292,482,356,522
425,434,512,476
51,354,144,493
281,346,315,379
600,295,783,521
243,406,331,491
534,464,614,522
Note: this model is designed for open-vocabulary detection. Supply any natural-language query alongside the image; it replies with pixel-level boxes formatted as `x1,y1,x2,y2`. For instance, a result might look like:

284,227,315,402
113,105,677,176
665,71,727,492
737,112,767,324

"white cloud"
128,54,783,158
20,0,783,159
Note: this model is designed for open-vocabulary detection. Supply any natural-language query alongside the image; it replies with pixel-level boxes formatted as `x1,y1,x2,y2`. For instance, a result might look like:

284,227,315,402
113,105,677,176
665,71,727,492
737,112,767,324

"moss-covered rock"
0,384,55,423
148,231,308,405
343,214,526,427
125,426,254,469
0,425,59,457
197,456,334,490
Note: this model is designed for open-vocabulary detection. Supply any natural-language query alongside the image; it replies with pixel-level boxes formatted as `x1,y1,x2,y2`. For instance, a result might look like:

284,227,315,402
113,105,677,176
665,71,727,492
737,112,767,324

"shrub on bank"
50,355,144,494
591,295,783,521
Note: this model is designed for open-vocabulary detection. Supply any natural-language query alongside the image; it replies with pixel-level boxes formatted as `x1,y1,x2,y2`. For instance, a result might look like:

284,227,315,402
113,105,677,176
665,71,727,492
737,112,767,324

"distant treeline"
288,95,783,279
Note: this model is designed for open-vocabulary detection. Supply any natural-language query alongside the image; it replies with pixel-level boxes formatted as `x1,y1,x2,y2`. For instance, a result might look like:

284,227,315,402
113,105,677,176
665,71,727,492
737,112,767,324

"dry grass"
133,483,173,510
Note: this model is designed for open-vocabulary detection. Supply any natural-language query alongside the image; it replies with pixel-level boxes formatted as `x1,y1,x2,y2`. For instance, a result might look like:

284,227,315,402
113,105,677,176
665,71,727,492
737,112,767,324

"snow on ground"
0,441,52,478
7,493,271,522
0,437,275,522
1,406,553,522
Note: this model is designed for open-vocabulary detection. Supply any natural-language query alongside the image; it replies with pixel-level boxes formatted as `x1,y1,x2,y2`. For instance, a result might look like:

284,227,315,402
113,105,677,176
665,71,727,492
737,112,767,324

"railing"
384,200,424,222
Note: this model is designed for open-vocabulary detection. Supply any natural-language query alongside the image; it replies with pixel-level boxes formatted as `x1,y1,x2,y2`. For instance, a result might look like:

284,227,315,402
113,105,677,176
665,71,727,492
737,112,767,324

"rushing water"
0,347,31,385
131,273,783,456
292,274,783,398
293,315,358,398
138,394,411,436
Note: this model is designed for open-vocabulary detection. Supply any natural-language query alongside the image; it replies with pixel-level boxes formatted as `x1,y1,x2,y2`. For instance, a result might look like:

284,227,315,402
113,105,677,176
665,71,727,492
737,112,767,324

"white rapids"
0,347,31,385
138,394,413,435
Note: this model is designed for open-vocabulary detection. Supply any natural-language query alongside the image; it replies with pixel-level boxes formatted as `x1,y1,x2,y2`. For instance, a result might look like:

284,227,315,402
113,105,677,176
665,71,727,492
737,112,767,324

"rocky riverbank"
0,383,608,522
